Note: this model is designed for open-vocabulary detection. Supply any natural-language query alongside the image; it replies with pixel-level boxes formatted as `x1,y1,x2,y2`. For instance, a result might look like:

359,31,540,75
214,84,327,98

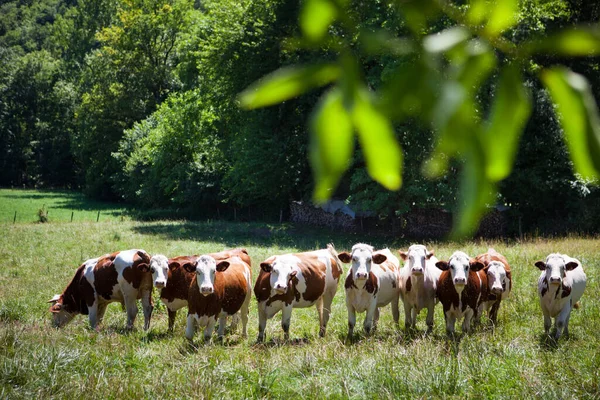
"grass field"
0,189,599,398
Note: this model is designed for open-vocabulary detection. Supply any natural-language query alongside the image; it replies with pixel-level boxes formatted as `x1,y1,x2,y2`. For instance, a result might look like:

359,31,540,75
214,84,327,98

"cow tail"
573,301,581,310
327,243,343,275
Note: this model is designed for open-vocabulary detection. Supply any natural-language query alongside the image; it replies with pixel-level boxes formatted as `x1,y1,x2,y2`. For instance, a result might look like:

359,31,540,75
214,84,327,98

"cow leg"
281,305,293,340
97,302,108,325
185,314,197,341
217,314,227,341
364,300,378,335
462,309,474,333
204,318,217,343
542,308,552,335
141,289,153,331
445,312,456,336
239,292,251,338
167,309,177,332
391,294,400,326
425,303,435,332
403,301,413,330
315,296,325,337
411,308,417,327
489,301,500,325
123,294,138,330
88,301,99,330
347,301,356,338
257,304,268,343
555,306,572,340
321,293,335,338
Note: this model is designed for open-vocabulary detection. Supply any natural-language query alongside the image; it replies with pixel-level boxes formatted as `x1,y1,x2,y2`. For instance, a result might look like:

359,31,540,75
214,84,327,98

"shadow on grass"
537,331,579,351
252,337,311,349
142,330,173,342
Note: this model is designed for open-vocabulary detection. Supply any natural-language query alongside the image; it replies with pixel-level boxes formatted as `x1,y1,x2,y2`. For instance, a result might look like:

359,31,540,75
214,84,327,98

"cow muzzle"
355,272,368,280
411,267,423,275
274,284,287,294
154,281,166,289
200,286,214,295
491,286,503,295
549,276,561,285
454,277,467,285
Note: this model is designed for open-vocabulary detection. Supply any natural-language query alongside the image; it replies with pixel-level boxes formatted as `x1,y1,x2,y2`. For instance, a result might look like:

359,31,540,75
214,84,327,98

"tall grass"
0,191,598,398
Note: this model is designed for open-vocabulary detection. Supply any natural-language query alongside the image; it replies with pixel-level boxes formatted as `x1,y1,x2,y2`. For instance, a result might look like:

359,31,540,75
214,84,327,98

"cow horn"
47,294,61,303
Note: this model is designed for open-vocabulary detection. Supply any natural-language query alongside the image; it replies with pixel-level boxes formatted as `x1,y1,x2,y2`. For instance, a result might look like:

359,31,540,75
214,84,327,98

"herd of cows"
47,244,587,342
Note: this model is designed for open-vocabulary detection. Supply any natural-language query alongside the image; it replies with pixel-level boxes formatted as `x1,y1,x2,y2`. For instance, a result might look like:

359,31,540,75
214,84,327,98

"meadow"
0,189,599,399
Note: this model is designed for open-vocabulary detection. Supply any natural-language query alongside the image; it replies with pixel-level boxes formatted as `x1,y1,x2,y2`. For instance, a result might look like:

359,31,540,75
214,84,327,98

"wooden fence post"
71,211,74,222
96,211,100,222
13,211,17,224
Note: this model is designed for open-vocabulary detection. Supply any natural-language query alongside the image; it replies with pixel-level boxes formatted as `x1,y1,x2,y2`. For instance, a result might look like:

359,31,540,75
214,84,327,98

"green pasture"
0,190,599,398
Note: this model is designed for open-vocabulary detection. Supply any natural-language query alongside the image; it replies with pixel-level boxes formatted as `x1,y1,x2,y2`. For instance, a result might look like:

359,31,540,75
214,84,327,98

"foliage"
240,0,600,238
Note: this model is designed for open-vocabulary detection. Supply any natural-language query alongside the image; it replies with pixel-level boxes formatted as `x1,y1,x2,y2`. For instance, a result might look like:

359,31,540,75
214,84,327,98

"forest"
1,0,600,236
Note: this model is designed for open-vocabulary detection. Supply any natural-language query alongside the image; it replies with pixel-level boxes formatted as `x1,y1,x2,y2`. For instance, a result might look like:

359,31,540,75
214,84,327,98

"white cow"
338,243,401,337
398,244,440,331
535,253,586,340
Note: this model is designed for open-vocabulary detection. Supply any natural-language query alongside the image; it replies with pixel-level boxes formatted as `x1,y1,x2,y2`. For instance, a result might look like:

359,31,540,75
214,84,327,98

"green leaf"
352,88,402,190
310,88,354,203
451,148,497,239
424,27,470,54
484,65,531,181
527,28,600,57
466,0,488,25
359,31,415,56
484,0,519,37
456,40,496,95
300,0,337,43
542,67,600,179
238,64,340,110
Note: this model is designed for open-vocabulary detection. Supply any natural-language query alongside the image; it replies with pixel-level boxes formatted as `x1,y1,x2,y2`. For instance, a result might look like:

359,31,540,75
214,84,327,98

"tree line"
1,0,599,235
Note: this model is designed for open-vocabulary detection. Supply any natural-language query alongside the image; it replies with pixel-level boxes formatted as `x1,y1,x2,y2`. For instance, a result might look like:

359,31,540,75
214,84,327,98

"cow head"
485,260,507,295
260,255,299,295
147,254,169,289
535,254,579,286
338,243,387,281
436,251,484,294
47,294,77,327
184,255,229,296
399,244,434,276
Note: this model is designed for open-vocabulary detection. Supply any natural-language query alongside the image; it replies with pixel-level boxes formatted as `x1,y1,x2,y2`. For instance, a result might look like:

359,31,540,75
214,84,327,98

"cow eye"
150,267,156,273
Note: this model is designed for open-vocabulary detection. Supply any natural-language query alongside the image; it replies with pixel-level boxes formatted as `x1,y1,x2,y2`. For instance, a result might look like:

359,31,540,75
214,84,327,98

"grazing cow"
184,253,252,341
254,245,343,342
159,248,251,332
535,253,586,340
398,244,440,331
338,244,401,337
48,249,154,330
474,248,512,325
435,251,485,335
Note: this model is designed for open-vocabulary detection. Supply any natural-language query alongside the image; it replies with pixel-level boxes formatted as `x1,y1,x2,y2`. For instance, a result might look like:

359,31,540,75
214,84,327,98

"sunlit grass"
0,191,599,398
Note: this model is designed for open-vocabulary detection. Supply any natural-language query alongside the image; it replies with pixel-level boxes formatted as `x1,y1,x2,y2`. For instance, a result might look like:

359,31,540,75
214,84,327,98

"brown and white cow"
338,244,400,337
398,244,440,331
474,248,512,325
254,245,343,342
535,253,587,340
184,253,252,342
435,251,485,335
158,248,251,332
48,249,155,330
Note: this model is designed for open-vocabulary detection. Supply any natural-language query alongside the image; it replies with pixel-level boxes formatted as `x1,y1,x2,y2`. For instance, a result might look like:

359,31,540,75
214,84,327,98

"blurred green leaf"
451,147,497,239
352,88,402,190
300,0,337,43
456,40,496,94
484,65,531,181
466,0,488,25
542,67,600,179
397,0,440,35
527,28,600,57
424,27,470,54
484,0,519,37
310,88,354,203
239,64,340,110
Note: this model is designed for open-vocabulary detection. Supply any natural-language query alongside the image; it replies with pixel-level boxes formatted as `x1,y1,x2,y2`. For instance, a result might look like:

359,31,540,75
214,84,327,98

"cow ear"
168,261,180,270
260,263,273,273
435,261,449,271
338,252,352,263
289,270,298,278
398,251,408,261
183,262,197,273
137,263,150,272
565,261,579,271
216,261,230,272
426,250,435,260
373,254,387,264
534,261,546,271
469,261,485,271
136,250,151,263
47,294,61,304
